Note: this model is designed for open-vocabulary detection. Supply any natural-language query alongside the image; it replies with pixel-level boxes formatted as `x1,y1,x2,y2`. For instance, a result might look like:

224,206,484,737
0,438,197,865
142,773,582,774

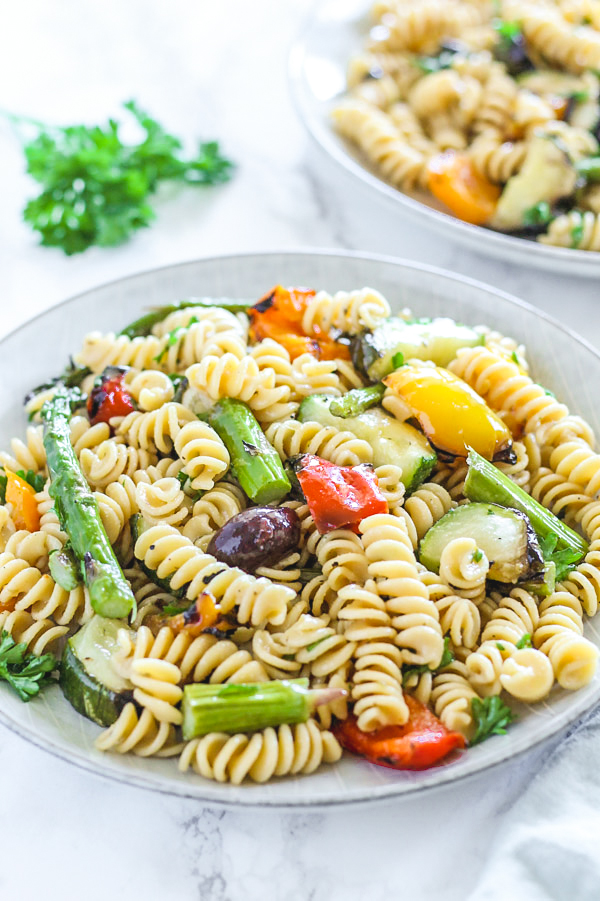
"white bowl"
289,0,600,276
3,249,600,808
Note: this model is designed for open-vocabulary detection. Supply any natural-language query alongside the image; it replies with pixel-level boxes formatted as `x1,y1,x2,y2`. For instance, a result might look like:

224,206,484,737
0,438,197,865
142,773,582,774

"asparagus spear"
119,298,251,339
329,383,386,418
209,399,291,504
464,448,588,558
181,678,346,739
42,387,135,618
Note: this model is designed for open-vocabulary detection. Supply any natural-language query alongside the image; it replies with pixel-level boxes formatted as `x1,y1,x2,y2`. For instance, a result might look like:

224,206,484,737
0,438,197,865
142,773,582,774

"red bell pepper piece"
248,285,351,362
295,454,388,533
87,369,135,425
333,696,466,770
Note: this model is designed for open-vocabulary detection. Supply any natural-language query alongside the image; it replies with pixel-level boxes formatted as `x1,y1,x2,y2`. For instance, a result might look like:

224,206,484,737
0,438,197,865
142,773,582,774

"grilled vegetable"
248,285,350,361
384,363,514,461
464,448,588,560
119,298,250,339
426,151,501,225
491,135,576,232
87,367,135,425
207,506,301,573
418,502,544,583
208,399,290,504
60,616,134,726
333,696,466,770
297,395,436,492
181,678,344,740
352,317,484,382
48,546,81,591
290,454,388,534
5,470,41,532
330,383,386,418
42,387,135,619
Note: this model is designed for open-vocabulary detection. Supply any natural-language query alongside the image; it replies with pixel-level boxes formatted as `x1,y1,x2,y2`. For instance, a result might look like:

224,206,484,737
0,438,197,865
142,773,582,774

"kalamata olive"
206,506,301,574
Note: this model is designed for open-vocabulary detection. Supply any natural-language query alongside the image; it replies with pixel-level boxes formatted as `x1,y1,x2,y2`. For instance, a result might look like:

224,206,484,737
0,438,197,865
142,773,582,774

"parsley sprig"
539,533,581,582
470,696,516,745
0,631,57,701
5,101,233,255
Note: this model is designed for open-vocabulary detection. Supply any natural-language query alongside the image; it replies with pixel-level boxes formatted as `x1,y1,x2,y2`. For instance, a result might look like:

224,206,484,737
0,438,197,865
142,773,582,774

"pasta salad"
333,0,600,251
0,285,598,785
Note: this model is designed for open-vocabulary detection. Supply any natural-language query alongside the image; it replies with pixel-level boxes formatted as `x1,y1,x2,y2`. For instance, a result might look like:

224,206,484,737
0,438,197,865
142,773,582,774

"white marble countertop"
0,2,598,899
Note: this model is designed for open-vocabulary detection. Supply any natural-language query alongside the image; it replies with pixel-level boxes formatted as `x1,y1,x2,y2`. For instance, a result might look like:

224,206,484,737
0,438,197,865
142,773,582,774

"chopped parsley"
470,696,516,745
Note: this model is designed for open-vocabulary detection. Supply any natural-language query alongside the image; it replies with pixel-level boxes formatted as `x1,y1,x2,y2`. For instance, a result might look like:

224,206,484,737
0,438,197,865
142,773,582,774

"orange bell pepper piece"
333,696,466,770
5,470,41,532
427,151,501,225
249,285,351,362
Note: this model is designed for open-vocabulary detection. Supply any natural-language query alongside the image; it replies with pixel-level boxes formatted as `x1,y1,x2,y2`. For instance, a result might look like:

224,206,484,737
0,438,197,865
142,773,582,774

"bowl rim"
3,246,600,809
288,0,600,271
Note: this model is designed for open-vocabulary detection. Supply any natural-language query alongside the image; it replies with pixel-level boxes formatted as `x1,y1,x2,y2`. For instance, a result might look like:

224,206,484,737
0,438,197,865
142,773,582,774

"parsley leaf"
510,350,520,365
470,696,516,745
539,533,581,582
391,351,405,369
0,471,6,504
516,633,532,649
0,631,57,701
15,469,45,493
9,101,233,255
472,548,484,563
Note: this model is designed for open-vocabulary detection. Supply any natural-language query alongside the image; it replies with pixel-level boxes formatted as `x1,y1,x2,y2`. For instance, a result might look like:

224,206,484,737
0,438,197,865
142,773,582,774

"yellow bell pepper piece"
384,362,513,460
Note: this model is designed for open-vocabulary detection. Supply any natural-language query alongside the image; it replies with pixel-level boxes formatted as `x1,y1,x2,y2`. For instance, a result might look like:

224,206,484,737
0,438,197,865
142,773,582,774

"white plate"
289,0,600,275
3,249,600,808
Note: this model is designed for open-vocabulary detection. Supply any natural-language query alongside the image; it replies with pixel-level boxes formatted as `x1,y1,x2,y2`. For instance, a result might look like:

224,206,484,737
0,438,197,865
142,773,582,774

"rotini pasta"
9,287,600,789
333,0,600,253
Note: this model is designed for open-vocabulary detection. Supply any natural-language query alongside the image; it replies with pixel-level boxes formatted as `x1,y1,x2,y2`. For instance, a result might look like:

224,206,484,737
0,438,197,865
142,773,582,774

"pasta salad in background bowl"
290,0,600,274
2,249,600,807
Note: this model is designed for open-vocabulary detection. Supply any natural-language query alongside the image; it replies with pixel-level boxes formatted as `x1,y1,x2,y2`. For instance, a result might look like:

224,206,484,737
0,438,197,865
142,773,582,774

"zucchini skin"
59,643,134,727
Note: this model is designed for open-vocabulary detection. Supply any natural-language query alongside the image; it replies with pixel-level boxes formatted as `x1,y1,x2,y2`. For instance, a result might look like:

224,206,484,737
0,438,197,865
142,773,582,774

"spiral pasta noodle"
533,590,599,689
337,581,408,730
438,537,489,602
179,721,342,784
466,588,555,701
265,419,373,467
360,514,444,667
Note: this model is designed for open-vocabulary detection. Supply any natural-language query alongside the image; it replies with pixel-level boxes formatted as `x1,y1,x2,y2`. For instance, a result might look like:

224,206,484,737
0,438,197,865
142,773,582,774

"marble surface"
0,2,598,899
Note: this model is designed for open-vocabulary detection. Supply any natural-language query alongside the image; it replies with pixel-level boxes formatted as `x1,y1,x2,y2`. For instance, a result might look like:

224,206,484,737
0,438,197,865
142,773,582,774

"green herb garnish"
0,631,57,701
470,696,516,745
472,548,484,563
7,101,233,255
515,633,532,649
539,533,581,582
391,351,405,369
15,469,45,493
